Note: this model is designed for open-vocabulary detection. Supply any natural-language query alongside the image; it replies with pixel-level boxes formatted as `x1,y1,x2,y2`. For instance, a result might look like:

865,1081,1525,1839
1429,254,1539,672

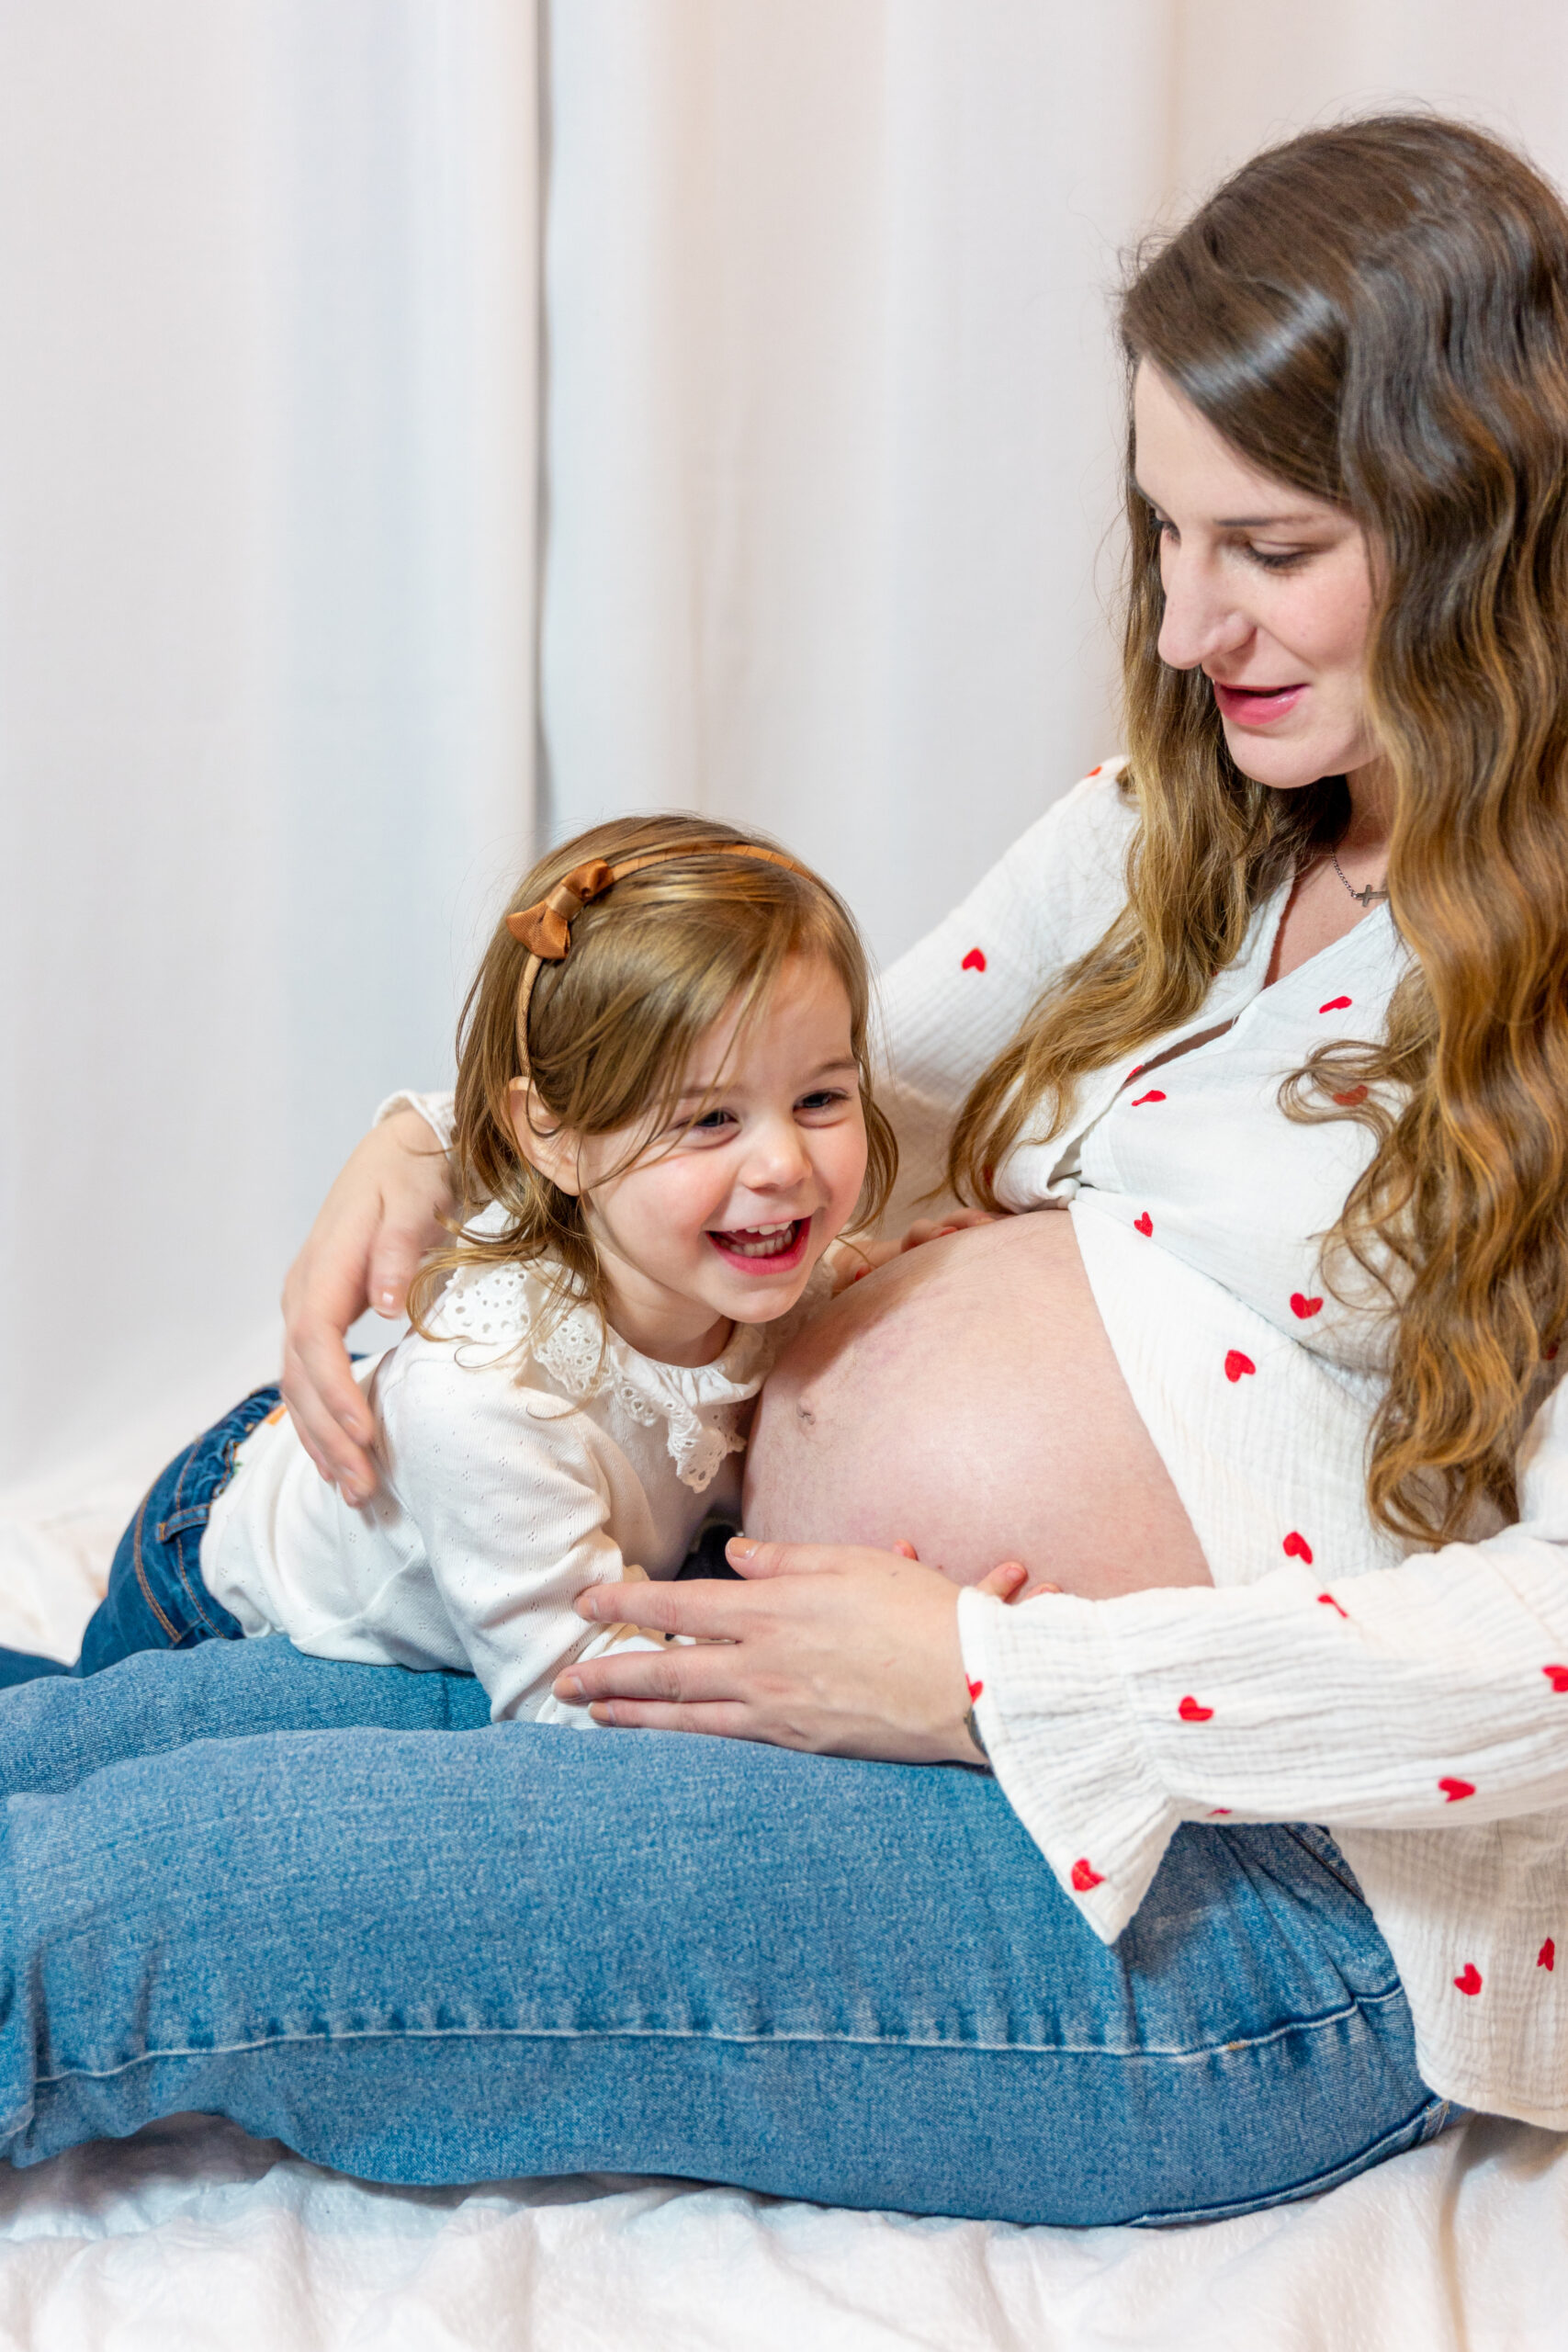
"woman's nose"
1156,553,1253,672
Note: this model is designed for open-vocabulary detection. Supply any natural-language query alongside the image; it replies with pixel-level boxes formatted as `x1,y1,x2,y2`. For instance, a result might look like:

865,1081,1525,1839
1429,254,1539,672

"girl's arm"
376,1351,640,1721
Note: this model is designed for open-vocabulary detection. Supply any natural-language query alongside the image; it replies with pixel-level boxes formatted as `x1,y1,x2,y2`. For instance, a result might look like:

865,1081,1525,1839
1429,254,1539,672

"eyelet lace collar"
434,1258,777,1492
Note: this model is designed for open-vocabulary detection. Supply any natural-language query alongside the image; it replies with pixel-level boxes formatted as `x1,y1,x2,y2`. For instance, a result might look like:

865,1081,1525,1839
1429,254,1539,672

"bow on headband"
505,859,615,961
506,842,801,964
505,839,807,1076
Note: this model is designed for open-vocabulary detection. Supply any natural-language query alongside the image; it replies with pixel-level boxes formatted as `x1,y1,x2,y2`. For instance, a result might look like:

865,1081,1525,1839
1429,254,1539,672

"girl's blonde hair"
409,812,896,1334
951,115,1568,1545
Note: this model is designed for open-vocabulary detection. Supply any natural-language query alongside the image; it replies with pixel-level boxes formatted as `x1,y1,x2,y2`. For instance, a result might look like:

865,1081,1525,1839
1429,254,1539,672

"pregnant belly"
744,1211,1212,1598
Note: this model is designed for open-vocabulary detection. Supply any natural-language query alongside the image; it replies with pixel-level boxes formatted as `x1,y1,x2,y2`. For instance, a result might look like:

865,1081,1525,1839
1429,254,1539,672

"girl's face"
517,955,869,1365
1133,362,1382,790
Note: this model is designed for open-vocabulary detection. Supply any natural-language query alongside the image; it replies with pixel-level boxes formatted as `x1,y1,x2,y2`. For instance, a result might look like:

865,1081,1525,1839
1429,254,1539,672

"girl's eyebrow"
671,1054,858,1102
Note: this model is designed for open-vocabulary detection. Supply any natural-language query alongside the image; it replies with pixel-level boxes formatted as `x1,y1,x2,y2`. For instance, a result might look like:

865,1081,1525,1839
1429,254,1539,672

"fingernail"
559,1675,584,1699
378,1290,398,1313
852,1267,869,1282
728,1537,757,1561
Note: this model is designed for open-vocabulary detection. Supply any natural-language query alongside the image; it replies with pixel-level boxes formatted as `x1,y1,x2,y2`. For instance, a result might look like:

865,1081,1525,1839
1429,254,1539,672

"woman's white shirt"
205,1252,784,1725
877,763,1568,2129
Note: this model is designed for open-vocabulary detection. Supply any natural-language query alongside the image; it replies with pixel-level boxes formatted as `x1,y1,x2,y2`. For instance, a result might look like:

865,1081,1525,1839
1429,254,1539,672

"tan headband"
506,840,807,1073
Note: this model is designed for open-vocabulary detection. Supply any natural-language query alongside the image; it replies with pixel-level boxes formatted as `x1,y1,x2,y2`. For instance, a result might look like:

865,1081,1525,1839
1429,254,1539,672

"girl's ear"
507,1078,584,1197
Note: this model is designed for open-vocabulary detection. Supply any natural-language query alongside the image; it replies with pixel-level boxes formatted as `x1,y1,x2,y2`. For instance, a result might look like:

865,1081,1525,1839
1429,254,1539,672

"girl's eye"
797,1088,851,1114
686,1108,735,1134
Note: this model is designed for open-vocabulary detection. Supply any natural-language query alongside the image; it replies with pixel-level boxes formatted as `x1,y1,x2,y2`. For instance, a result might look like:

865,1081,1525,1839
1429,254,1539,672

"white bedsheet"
1,1476,1565,2348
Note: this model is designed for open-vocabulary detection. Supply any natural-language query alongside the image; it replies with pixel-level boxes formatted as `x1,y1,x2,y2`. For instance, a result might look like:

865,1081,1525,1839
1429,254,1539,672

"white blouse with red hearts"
878,761,1568,2129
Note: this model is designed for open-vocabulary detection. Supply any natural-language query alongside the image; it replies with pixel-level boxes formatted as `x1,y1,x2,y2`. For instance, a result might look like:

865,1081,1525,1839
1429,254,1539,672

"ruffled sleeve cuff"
957,1586,1185,1943
374,1089,457,1150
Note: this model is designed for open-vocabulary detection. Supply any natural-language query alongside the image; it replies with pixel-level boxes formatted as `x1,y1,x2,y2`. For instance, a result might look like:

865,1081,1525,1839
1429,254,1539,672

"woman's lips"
1213,680,1307,726
706,1216,811,1274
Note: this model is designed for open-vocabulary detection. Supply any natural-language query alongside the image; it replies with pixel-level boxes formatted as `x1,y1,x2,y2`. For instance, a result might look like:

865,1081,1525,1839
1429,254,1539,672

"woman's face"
1133,362,1381,789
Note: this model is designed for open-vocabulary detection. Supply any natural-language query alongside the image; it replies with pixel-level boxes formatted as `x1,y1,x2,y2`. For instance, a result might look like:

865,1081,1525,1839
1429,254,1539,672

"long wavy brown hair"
409,811,896,1342
950,115,1568,1543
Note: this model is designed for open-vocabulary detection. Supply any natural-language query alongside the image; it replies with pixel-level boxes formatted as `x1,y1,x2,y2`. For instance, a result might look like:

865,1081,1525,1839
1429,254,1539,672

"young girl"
39,814,897,1723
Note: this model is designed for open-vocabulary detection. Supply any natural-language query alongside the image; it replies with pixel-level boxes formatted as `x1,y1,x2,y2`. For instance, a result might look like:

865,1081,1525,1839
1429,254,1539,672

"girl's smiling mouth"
707,1216,811,1272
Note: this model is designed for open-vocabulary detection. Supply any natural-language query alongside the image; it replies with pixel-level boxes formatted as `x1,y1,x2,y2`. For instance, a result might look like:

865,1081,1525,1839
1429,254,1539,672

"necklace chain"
1329,849,1390,909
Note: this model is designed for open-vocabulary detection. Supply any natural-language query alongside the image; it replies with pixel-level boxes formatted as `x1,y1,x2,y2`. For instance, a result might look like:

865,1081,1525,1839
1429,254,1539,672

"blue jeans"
0,1637,1453,2224
81,1385,279,1672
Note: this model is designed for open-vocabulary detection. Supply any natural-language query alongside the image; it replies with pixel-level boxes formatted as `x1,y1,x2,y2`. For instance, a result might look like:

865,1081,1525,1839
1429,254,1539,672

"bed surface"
0,1488,1564,2347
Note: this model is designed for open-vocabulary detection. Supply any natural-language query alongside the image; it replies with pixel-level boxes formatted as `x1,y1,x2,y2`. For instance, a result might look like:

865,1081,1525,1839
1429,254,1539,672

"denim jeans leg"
0,1663,1448,2226
71,1386,282,1676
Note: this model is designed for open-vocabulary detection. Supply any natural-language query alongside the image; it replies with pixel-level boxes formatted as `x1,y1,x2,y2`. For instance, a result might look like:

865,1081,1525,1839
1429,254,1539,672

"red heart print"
1134,1212,1154,1237
1178,1696,1213,1722
1087,763,1103,777
1128,1064,1144,1080
1544,1666,1568,1693
1333,1085,1369,1106
1540,1938,1557,1971
1131,1089,1166,1107
1438,1777,1475,1803
961,947,987,973
1453,1962,1483,1996
1318,1591,1348,1618
1282,1532,1314,1564
1070,1859,1104,1893
1320,996,1353,1014
965,1676,983,1702
1224,1350,1256,1383
1290,1293,1324,1319
1208,1807,1233,1817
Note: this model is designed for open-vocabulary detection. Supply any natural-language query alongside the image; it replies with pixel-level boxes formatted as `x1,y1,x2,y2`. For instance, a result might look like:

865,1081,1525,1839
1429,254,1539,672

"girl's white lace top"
203,1250,796,1724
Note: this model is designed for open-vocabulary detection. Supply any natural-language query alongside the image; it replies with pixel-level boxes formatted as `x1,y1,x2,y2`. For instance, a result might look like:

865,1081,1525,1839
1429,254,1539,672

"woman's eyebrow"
1132,477,1323,529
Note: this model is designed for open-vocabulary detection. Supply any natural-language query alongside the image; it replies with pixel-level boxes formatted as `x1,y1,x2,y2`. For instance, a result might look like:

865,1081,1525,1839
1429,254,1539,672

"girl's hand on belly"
553,1541,1007,1765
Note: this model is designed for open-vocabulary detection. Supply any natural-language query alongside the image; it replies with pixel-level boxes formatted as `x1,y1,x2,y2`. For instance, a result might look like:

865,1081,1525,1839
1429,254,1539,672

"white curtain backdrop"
0,0,537,1619
7,0,1568,1615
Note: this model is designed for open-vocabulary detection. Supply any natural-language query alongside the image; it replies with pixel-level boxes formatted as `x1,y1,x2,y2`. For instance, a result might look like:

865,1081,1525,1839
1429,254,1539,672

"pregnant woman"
3,113,1567,2224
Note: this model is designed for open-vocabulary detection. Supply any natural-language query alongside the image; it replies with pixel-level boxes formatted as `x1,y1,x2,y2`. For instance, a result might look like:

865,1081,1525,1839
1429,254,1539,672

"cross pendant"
1349,880,1390,907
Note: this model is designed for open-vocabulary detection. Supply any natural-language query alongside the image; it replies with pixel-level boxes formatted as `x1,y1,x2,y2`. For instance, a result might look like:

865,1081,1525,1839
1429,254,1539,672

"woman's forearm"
962,1522,1568,1944
279,1106,457,1501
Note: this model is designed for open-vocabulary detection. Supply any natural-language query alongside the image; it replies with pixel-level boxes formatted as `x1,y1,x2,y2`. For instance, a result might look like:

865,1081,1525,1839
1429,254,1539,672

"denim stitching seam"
38,1983,1411,2087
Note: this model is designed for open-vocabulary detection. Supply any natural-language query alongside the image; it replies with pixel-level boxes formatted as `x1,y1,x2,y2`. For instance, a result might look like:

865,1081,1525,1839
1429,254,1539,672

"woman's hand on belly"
553,1544,1009,1765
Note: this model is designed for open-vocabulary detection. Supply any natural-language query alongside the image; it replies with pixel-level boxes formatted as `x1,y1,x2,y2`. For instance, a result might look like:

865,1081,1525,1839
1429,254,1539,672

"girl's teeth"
719,1220,800,1259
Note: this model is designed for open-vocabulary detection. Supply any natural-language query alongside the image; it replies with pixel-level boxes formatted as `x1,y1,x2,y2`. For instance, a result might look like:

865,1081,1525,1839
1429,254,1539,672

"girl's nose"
1156,554,1253,673
739,1119,812,1193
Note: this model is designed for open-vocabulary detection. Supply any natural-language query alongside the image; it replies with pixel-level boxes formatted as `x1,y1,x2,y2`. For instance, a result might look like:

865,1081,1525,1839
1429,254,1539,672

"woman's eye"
1245,543,1311,573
